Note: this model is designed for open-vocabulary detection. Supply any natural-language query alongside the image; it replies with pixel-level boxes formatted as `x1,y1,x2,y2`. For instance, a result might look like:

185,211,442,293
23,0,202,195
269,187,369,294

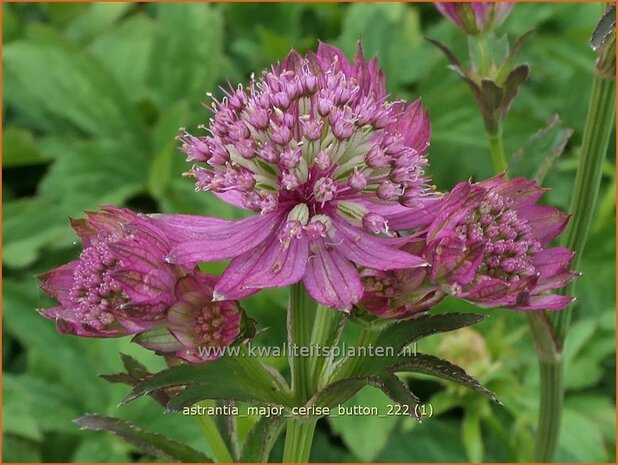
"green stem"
283,282,317,462
532,74,615,462
195,403,234,463
533,360,564,462
551,76,616,343
282,419,317,463
308,304,343,391
488,129,508,174
287,282,315,402
472,34,491,76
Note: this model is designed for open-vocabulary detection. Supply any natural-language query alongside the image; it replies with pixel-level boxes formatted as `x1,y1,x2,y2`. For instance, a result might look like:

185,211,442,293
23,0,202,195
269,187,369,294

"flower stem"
551,75,616,343
284,282,317,462
533,74,615,462
282,419,317,463
488,128,508,174
195,402,234,463
287,282,316,402
308,304,343,391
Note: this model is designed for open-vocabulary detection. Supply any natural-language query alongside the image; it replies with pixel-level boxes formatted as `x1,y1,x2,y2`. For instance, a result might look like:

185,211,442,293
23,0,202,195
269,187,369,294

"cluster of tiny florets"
456,191,540,282
68,241,125,330
179,54,429,216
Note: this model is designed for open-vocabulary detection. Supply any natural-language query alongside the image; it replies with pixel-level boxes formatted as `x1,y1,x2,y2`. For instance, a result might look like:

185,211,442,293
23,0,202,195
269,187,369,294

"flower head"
38,207,179,336
435,2,514,35
157,43,433,310
358,239,446,319
424,175,577,310
135,274,243,363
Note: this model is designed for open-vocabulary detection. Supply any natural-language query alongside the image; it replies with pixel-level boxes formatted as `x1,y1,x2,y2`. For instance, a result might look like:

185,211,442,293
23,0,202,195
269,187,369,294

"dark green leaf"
123,356,293,407
74,414,213,463
388,353,499,402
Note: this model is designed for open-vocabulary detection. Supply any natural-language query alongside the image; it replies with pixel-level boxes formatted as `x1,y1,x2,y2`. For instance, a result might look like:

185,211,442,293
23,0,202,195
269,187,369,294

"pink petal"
40,306,127,337
159,212,285,265
532,247,576,280
331,217,427,270
303,240,363,310
511,294,574,311
481,175,546,208
459,277,510,304
518,205,570,244
214,233,308,300
381,196,443,231
38,261,78,304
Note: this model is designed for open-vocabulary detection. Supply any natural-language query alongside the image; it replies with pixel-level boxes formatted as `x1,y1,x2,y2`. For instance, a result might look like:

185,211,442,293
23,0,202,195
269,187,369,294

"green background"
2,2,615,462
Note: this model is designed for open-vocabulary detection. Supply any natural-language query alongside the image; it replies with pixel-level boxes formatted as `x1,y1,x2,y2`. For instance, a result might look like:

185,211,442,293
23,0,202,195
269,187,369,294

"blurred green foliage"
2,2,615,463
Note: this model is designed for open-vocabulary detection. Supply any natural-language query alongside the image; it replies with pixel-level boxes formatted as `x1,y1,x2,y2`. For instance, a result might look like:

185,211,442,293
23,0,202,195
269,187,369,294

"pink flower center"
458,192,541,281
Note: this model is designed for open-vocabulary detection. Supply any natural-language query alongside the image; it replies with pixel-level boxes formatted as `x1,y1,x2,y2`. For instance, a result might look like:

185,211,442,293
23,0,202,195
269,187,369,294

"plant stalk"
488,129,508,174
308,304,343,391
195,402,234,463
283,282,317,462
282,419,317,463
533,74,615,462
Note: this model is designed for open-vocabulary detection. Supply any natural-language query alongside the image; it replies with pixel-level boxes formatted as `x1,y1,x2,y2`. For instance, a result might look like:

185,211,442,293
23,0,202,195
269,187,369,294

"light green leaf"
4,41,148,144
65,3,134,42
2,126,47,167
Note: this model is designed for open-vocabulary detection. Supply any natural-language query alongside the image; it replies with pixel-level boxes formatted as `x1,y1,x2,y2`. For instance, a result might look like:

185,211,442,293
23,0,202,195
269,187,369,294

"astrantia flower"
38,207,179,336
156,43,433,310
435,2,514,35
424,175,577,310
359,240,446,319
135,274,243,363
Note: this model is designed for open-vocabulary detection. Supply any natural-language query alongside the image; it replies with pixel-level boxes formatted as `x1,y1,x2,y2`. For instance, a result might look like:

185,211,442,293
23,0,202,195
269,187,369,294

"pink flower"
424,175,577,310
155,43,433,310
135,274,243,363
38,207,179,336
359,240,446,319
435,2,514,35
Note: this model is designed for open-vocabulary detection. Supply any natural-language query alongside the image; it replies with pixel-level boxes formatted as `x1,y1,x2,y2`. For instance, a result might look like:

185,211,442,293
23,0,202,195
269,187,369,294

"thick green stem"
283,283,317,462
195,403,234,463
308,305,343,391
472,34,491,76
532,75,615,462
282,419,317,463
287,282,315,402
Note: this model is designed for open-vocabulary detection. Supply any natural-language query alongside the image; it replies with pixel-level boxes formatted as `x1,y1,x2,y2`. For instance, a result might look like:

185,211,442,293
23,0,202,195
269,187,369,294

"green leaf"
377,373,420,419
65,3,134,42
4,374,82,438
88,14,155,102
123,356,293,408
3,41,148,144
374,313,487,360
149,3,222,112
240,415,285,463
2,125,47,167
74,414,213,463
388,353,499,402
557,408,608,462
149,101,190,200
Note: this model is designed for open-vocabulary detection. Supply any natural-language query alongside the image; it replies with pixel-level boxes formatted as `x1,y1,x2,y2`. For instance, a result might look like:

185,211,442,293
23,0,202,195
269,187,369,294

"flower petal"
511,294,574,311
331,217,427,270
38,261,78,304
214,233,309,300
531,247,576,280
158,211,285,265
518,205,570,244
303,240,363,310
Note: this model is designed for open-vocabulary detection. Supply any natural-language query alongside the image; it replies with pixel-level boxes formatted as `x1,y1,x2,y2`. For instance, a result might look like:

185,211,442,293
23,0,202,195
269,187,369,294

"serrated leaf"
388,353,499,402
376,373,420,420
74,414,213,463
374,313,487,359
123,356,293,408
240,415,285,463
